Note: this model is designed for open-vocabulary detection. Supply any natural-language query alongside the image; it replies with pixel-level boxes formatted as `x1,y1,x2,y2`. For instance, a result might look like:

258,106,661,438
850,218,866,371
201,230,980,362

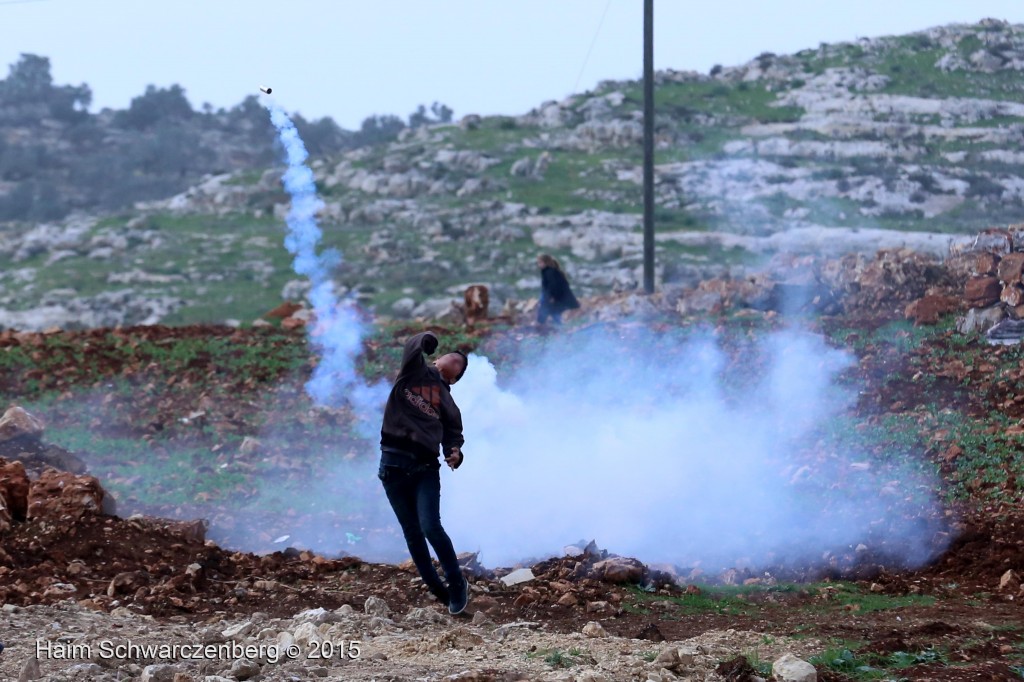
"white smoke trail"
264,100,386,422
445,326,946,572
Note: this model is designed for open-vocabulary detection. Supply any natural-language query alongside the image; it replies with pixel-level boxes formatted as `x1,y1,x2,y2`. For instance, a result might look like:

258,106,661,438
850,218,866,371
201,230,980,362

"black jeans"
378,454,464,601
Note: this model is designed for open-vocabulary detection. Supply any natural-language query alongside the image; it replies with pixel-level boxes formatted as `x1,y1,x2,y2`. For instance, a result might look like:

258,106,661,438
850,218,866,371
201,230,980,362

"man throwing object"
379,331,470,615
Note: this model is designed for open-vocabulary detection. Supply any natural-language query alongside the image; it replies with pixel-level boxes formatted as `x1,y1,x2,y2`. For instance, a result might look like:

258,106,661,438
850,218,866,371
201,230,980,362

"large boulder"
591,557,646,584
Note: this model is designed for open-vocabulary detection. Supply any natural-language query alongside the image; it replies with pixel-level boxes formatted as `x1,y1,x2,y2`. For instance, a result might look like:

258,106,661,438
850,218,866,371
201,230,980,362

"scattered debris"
499,568,535,587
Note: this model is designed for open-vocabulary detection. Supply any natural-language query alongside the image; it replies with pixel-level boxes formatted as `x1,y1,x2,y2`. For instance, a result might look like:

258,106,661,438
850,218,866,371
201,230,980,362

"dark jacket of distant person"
380,332,465,465
537,254,580,324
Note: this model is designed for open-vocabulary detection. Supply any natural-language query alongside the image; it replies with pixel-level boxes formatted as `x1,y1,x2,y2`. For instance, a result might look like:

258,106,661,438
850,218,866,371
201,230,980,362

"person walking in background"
536,254,580,325
379,331,471,615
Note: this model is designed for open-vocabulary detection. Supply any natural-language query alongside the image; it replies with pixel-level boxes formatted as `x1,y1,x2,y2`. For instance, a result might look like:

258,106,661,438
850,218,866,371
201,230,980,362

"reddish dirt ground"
2,500,1023,680
2,273,1024,679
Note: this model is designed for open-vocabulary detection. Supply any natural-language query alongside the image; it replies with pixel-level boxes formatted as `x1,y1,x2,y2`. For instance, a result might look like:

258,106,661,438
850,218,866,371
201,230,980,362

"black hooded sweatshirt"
379,332,464,466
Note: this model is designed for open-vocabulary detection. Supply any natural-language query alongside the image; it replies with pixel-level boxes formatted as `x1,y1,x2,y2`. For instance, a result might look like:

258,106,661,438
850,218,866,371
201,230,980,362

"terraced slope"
3,20,1024,328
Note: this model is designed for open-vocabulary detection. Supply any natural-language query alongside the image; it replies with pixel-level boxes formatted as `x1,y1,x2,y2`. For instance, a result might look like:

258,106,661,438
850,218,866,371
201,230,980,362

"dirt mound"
922,513,1024,588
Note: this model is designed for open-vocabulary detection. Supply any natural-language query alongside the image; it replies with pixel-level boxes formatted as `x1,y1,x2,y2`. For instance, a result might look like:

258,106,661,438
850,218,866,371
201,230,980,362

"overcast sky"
3,0,1024,129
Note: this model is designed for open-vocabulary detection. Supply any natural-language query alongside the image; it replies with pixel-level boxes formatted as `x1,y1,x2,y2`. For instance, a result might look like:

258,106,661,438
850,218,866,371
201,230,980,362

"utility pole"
642,0,655,294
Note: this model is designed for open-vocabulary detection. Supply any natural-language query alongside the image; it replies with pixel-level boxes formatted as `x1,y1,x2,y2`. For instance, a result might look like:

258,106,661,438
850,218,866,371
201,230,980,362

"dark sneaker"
428,583,450,604
448,579,469,615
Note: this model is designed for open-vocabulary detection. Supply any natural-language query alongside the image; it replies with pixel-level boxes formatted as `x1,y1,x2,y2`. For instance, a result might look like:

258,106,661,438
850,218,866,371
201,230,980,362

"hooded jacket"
380,332,464,465
540,266,580,313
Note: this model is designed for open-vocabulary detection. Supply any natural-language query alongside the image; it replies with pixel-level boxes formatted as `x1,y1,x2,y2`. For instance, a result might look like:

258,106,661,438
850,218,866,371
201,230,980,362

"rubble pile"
575,228,1024,328
948,224,1024,340
0,597,822,682
662,248,959,322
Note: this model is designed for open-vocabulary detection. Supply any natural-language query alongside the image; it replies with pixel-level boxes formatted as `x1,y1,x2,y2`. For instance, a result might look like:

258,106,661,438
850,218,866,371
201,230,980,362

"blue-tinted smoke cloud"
445,327,946,572
265,100,386,422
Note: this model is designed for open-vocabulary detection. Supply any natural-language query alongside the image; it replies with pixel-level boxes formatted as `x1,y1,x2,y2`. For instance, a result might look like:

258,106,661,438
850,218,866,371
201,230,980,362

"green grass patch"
440,117,541,154
880,45,1024,100
657,239,760,269
357,319,486,380
821,582,936,613
223,170,263,186
41,419,377,514
492,151,641,215
620,80,805,125
742,650,775,678
43,428,249,506
810,645,949,680
828,316,955,354
809,647,890,680
627,583,796,617
526,647,595,669
0,329,309,398
925,409,1024,501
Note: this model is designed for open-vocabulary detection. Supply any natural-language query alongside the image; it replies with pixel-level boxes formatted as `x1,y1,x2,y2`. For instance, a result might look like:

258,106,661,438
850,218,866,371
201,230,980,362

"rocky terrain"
10,21,1024,329
1,232,1024,680
3,17,1024,682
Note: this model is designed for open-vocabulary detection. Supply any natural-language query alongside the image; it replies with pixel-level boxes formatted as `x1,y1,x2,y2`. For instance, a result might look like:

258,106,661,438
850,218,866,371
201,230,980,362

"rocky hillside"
5,20,1024,329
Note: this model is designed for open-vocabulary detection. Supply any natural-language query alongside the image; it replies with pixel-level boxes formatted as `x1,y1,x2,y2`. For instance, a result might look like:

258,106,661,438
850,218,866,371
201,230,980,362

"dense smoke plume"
53,103,946,575
264,99,385,422
444,326,946,572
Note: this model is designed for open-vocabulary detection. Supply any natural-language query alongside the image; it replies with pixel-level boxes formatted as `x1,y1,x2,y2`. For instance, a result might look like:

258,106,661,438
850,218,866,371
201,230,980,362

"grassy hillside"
3,21,1024,327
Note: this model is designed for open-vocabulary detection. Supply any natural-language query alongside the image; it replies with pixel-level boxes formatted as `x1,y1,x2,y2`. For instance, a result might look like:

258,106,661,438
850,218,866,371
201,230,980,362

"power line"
572,0,614,95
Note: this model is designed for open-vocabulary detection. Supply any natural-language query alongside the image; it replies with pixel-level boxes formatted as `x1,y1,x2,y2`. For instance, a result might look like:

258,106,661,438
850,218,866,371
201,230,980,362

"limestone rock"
499,568,535,586
292,622,322,648
404,607,449,627
773,653,817,682
390,297,416,318
107,571,148,597
221,621,254,640
228,658,260,680
437,626,484,650
140,664,178,682
364,595,391,617
17,655,40,682
576,673,611,682
0,407,44,443
957,304,1005,335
